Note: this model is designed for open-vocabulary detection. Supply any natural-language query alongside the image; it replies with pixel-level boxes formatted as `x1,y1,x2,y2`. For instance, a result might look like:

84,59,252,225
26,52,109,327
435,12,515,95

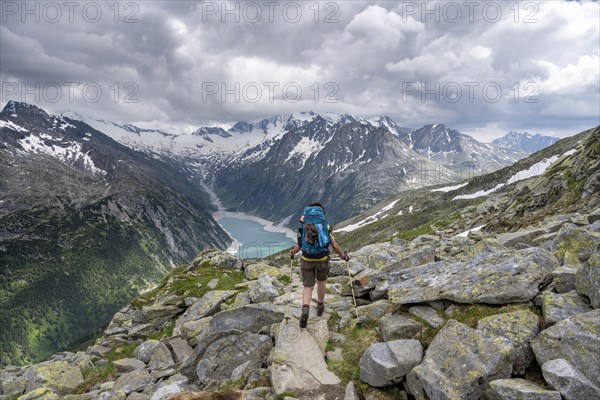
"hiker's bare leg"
303,286,314,306
317,280,326,303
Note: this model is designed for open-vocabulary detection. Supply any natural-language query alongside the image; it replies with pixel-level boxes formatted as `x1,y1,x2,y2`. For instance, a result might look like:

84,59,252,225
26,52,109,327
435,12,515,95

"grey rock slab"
485,379,562,400
133,341,160,364
388,248,558,305
113,358,146,373
270,318,340,395
165,338,193,364
542,358,600,400
553,266,578,293
195,332,272,389
112,370,152,395
173,290,236,335
576,252,600,308
248,274,279,303
377,313,423,341
359,340,423,387
344,381,359,400
149,383,182,400
23,361,84,395
476,309,540,376
207,304,284,335
148,342,175,370
541,290,592,327
405,320,513,400
531,309,600,387
408,305,445,328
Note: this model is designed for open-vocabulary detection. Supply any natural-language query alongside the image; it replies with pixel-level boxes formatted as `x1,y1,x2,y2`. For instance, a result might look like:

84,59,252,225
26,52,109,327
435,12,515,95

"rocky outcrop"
542,359,600,400
406,320,513,400
388,248,557,305
531,309,600,387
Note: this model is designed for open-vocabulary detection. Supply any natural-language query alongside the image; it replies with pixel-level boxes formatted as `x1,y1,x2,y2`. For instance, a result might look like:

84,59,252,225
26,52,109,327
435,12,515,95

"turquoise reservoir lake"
217,216,296,259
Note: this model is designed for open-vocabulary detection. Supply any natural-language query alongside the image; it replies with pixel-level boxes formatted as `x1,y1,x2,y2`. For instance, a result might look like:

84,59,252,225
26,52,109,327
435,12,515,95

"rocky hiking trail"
1,211,600,400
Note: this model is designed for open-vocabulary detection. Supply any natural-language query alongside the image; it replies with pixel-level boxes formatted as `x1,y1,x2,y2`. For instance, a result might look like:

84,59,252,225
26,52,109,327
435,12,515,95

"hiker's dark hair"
309,201,325,213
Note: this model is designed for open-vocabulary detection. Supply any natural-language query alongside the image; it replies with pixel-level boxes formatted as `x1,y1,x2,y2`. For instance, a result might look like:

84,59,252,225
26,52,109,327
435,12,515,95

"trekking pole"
345,253,360,320
284,255,294,323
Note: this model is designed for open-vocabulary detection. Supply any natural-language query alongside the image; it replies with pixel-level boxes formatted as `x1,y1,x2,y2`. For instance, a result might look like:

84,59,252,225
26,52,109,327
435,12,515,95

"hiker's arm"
330,236,346,259
289,244,301,257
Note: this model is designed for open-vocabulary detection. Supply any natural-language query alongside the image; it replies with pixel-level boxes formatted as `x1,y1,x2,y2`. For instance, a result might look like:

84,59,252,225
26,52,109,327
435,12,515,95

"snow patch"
431,182,468,192
456,225,486,237
0,120,29,132
337,199,400,232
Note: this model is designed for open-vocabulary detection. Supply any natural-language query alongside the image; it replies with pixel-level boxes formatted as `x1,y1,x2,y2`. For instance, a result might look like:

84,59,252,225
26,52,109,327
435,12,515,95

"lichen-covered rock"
112,369,151,395
388,248,557,305
576,252,600,308
405,320,513,400
377,313,423,341
359,340,422,387
541,291,592,327
16,387,60,399
208,305,284,335
0,369,27,399
196,332,272,389
244,263,283,280
355,300,395,322
531,309,600,387
476,309,540,376
174,290,236,335
550,223,600,264
408,305,445,328
484,379,561,400
346,268,382,297
542,359,600,400
192,249,243,271
165,338,193,364
23,361,84,395
133,340,160,364
553,266,578,293
248,274,280,303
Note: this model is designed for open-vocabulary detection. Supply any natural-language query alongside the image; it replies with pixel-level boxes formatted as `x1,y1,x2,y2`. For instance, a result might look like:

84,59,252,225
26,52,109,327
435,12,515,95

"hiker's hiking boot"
317,303,325,317
300,306,309,328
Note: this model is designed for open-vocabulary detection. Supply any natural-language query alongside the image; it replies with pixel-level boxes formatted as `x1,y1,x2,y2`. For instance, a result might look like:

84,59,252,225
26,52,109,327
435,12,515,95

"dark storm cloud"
1,0,598,139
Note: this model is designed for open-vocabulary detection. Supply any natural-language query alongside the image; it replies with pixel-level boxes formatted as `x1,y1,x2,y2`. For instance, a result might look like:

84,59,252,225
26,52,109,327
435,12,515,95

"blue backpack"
301,206,331,257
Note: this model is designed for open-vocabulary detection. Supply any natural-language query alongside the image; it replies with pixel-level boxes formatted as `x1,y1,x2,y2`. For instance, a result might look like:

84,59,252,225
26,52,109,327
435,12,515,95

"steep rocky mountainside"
2,206,598,399
493,131,560,154
0,102,230,365
335,126,598,249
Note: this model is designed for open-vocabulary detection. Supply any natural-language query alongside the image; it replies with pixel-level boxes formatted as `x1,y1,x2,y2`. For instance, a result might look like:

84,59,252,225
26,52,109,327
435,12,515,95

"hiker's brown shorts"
300,257,330,287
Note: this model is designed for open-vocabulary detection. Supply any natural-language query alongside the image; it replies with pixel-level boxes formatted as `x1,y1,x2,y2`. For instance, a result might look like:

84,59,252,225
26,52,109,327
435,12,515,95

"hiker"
289,202,349,328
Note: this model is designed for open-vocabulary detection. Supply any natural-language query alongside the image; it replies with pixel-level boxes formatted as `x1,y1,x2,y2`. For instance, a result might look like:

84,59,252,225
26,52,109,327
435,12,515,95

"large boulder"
377,313,423,341
359,340,423,387
553,266,578,293
541,291,592,327
531,309,600,387
484,379,561,400
388,248,557,305
174,290,236,335
23,361,84,395
354,300,395,322
133,340,160,364
542,359,600,400
476,310,540,376
0,369,27,399
148,342,175,370
576,252,600,308
207,305,284,335
405,320,513,400
195,332,272,389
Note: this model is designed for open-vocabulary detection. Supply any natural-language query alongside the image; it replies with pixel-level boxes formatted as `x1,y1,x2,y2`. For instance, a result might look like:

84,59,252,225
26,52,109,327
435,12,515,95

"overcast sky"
1,0,598,141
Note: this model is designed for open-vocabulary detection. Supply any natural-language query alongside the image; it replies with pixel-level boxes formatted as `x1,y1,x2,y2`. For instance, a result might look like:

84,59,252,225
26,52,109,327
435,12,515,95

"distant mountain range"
0,101,229,364
493,131,560,153
67,111,527,225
